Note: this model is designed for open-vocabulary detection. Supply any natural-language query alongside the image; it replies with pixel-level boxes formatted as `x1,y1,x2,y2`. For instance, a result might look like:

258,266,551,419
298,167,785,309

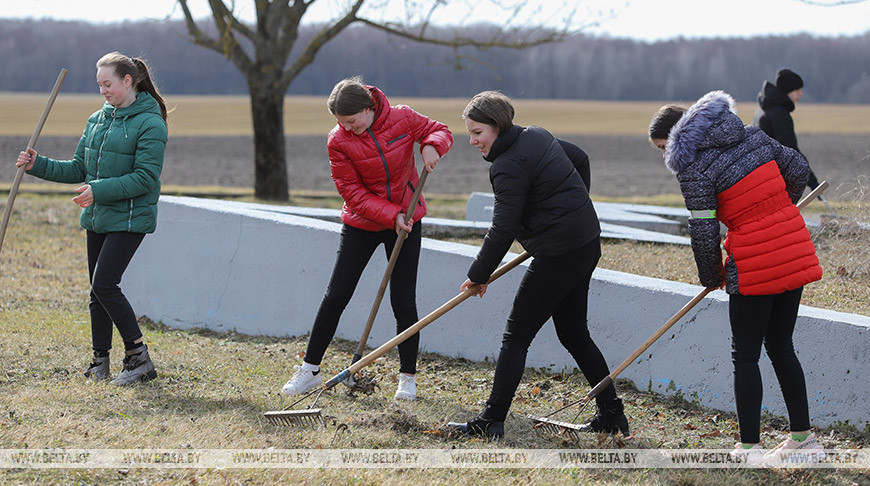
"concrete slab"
211,199,691,245
467,192,690,234
124,196,870,429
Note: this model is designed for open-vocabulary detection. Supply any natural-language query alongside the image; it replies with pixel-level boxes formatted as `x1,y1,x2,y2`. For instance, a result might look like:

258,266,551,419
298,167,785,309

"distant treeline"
2,18,868,103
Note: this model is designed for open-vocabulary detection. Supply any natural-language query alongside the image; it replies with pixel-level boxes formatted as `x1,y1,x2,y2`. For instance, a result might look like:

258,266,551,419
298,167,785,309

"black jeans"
305,222,422,374
87,231,145,351
484,237,616,421
730,287,810,443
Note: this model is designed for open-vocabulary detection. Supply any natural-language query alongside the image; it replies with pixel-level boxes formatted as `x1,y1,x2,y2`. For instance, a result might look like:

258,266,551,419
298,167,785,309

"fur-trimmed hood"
665,90,745,174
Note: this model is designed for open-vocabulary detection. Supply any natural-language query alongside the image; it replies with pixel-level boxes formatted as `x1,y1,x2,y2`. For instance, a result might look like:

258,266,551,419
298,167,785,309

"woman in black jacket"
446,91,628,438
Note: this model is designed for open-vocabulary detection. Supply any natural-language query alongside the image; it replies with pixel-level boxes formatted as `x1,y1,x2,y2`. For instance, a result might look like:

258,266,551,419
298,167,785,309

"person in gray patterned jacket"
649,91,824,464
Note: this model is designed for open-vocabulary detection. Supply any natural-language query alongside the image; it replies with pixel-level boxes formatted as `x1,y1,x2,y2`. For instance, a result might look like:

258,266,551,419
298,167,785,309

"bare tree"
177,0,589,200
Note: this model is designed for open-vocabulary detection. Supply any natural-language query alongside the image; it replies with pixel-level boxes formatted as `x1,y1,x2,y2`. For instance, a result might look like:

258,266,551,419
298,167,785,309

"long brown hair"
97,52,167,122
327,76,374,117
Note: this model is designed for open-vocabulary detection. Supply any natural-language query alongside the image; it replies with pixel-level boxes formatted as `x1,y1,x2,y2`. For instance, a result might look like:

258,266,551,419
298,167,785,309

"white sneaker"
394,374,416,401
281,365,321,396
763,433,826,465
729,443,765,465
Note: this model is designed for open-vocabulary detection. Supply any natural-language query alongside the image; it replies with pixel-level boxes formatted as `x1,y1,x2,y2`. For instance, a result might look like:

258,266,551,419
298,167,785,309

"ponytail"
131,58,167,122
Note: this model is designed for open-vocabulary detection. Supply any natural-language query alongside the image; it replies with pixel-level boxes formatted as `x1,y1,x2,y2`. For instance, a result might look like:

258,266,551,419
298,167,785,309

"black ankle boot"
446,415,505,438
577,397,630,435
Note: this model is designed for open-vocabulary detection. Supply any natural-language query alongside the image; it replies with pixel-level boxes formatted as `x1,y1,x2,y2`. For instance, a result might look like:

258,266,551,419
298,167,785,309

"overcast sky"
2,0,868,41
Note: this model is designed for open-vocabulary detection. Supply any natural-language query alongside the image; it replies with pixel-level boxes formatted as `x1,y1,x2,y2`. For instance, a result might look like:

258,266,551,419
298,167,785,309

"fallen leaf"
531,387,541,395
699,430,722,438
684,423,697,430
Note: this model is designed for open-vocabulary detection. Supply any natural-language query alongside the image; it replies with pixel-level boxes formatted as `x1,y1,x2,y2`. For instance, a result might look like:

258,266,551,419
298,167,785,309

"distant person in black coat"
754,68,822,192
446,91,628,439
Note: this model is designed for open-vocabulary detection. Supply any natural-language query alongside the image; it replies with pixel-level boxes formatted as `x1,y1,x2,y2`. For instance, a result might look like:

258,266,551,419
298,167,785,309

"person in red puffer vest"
280,77,453,402
649,91,824,464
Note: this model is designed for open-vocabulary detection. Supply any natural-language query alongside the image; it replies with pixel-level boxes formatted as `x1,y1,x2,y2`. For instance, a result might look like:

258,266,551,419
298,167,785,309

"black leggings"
730,287,810,443
305,222,421,374
485,237,616,421
87,231,145,351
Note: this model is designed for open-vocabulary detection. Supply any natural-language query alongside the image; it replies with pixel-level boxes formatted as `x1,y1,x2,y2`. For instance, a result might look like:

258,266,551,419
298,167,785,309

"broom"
529,181,829,441
1,68,68,258
265,250,532,426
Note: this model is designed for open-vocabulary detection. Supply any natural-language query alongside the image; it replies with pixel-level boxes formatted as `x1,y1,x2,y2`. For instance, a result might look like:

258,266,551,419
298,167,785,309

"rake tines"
264,385,330,427
530,416,585,442
528,397,593,442
264,408,325,427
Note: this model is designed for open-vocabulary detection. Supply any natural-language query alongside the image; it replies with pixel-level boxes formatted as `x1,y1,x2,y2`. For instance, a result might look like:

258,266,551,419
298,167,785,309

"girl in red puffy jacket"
280,77,452,401
649,91,824,464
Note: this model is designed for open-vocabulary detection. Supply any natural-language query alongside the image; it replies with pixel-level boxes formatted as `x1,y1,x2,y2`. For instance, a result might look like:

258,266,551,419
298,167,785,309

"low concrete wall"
125,196,870,428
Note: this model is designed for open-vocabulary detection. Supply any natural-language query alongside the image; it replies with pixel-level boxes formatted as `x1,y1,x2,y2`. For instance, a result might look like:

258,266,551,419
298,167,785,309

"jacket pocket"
84,147,95,174
387,134,408,145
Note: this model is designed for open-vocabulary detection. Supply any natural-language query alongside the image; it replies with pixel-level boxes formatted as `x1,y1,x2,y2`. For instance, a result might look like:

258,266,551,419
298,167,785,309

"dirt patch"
2,134,866,199
350,406,424,434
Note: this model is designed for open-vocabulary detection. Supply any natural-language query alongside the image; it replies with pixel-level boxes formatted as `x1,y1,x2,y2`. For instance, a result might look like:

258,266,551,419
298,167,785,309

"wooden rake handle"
564,180,830,410
353,168,429,359
326,251,532,388
0,68,68,257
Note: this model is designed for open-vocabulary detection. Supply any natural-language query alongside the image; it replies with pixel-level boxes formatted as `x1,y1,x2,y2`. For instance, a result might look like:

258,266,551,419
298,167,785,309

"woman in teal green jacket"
16,52,167,385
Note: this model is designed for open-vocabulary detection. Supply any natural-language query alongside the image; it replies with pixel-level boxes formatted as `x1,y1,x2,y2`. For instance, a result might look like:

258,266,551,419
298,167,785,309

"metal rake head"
528,397,594,442
264,408,325,427
529,415,584,442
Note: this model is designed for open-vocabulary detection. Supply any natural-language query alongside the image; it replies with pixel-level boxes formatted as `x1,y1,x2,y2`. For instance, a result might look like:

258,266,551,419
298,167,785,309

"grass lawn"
0,194,868,485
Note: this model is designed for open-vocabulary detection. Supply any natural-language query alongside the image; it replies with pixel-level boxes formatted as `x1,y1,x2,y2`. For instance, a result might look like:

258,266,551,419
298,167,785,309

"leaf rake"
530,182,829,441
265,251,532,426
530,286,713,440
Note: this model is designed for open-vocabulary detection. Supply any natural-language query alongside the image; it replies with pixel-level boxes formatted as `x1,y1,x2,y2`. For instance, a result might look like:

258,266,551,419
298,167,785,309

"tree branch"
177,0,223,52
281,0,366,85
177,0,254,72
356,17,569,49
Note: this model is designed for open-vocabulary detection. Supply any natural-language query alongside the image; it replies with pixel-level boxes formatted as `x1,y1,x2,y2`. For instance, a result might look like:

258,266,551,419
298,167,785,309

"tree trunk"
249,78,289,201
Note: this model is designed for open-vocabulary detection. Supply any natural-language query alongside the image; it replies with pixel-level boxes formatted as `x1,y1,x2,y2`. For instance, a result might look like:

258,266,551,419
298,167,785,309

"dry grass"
1,194,868,484
2,92,869,137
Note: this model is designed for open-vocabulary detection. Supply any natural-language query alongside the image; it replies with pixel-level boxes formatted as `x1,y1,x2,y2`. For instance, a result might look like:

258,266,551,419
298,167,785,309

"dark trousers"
485,237,616,421
730,287,810,443
87,231,145,351
305,222,422,374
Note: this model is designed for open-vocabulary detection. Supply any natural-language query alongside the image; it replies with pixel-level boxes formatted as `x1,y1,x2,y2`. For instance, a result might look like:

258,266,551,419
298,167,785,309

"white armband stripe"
690,209,717,219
